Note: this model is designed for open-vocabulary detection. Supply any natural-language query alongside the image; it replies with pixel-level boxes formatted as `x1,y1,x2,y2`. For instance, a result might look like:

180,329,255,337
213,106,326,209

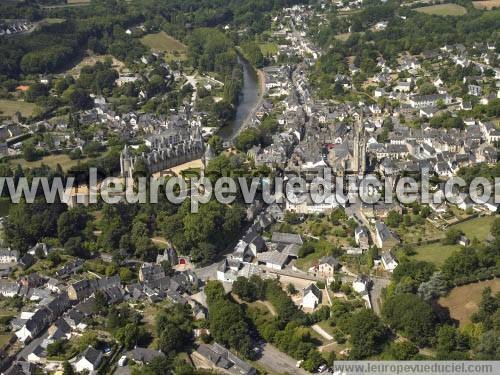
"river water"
218,55,260,141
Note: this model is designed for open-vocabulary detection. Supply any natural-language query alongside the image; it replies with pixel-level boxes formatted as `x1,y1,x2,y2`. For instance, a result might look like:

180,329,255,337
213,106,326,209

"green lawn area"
0,334,12,348
413,243,459,267
141,32,187,62
414,4,467,16
0,198,12,217
0,100,37,118
40,18,66,25
259,43,278,56
9,153,89,172
451,215,497,241
317,320,335,336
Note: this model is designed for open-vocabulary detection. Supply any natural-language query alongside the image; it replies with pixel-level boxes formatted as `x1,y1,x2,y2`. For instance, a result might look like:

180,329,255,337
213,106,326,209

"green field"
259,43,278,56
413,243,459,266
0,334,11,348
0,100,37,118
414,4,467,16
9,154,88,172
451,215,496,241
412,216,497,266
141,32,187,62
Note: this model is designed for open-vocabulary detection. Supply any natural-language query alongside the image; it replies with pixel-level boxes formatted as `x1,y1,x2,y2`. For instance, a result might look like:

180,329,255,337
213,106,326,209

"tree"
235,128,260,152
330,276,342,292
141,356,172,375
435,324,469,358
382,293,437,347
57,209,90,244
287,283,297,295
387,341,419,360
63,361,74,375
386,210,402,228
233,277,257,302
21,140,40,162
443,228,464,245
208,135,224,156
155,304,193,354
348,308,388,359
205,281,253,357
302,350,324,372
393,260,435,293
330,208,347,225
116,323,149,349
64,86,92,111
47,339,66,357
64,237,89,258
418,272,449,301
5,198,66,252
25,83,49,102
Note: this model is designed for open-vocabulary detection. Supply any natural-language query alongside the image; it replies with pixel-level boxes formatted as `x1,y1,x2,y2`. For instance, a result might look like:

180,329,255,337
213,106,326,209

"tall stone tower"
352,117,366,175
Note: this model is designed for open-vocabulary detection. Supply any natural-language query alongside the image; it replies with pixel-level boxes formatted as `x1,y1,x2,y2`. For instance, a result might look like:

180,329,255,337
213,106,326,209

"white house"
381,252,398,272
74,347,103,374
0,281,20,297
302,284,322,309
352,276,371,295
0,248,19,263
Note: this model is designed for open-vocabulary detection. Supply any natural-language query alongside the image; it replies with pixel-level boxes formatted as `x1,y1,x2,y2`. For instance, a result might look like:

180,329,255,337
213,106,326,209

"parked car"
118,355,128,367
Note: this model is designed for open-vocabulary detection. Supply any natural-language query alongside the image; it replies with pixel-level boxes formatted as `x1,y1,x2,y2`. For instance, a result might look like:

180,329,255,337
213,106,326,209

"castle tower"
120,145,132,178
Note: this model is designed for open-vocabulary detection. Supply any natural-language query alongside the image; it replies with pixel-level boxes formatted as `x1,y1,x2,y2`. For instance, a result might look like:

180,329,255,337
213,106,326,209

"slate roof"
257,251,289,267
79,346,102,367
303,283,321,299
271,232,303,245
127,347,165,363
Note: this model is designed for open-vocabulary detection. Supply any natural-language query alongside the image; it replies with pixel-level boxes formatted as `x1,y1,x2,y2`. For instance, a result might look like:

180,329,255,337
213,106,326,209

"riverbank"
217,50,265,142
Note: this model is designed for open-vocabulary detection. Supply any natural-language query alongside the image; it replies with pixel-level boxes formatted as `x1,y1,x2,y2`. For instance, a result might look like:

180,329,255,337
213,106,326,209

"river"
218,55,261,141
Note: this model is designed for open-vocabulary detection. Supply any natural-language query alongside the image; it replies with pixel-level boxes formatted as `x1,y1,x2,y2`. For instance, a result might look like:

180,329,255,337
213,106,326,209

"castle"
120,124,204,178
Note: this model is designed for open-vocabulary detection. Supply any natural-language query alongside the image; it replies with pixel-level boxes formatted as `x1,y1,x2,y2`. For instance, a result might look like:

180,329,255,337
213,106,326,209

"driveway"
258,343,309,375
370,276,391,316
312,324,333,341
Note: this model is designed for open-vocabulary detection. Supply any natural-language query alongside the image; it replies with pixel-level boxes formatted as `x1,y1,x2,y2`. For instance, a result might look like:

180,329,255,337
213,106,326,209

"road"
258,343,309,375
370,276,391,316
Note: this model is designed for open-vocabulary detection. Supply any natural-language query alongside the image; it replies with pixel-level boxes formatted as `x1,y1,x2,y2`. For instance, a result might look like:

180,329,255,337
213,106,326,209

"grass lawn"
0,198,12,217
413,243,459,267
0,100,37,118
141,32,187,62
472,0,500,9
9,154,88,172
0,334,12,348
40,18,66,25
259,43,278,56
438,279,500,327
317,320,335,336
450,215,497,241
414,4,467,16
